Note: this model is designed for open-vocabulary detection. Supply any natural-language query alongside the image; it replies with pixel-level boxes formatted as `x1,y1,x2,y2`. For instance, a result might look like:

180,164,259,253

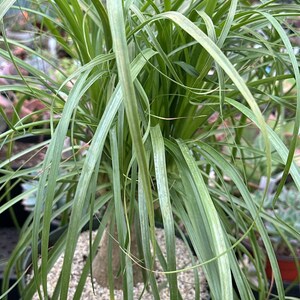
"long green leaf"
109,126,134,299
0,0,15,20
177,140,232,300
138,172,160,300
197,141,285,298
58,49,156,299
107,0,156,270
150,125,178,299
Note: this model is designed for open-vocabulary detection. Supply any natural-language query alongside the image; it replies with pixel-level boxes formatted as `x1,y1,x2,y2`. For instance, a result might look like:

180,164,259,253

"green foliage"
0,0,300,299
253,186,300,253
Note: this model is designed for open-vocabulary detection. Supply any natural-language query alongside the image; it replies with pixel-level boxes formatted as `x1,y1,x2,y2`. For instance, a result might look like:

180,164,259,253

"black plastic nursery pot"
16,133,49,144
0,138,48,227
0,168,31,300
0,162,43,299
0,220,60,300
0,228,22,300
0,176,31,228
0,174,32,300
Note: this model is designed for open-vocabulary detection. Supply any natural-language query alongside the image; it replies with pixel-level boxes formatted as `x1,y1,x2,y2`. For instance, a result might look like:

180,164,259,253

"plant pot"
0,169,54,299
0,222,59,300
0,208,27,299
265,255,300,283
0,160,43,298
238,240,300,298
0,228,21,300
16,134,49,144
252,282,300,299
264,256,300,298
0,176,30,228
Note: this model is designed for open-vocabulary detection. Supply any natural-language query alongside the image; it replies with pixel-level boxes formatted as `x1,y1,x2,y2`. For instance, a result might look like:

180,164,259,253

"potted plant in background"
251,186,300,297
1,0,300,299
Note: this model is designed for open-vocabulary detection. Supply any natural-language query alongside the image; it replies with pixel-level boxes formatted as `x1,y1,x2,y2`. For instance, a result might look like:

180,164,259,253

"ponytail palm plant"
1,0,300,299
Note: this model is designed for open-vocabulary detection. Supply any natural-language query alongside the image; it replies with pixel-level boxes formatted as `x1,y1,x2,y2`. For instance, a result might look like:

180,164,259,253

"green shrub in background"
0,0,300,299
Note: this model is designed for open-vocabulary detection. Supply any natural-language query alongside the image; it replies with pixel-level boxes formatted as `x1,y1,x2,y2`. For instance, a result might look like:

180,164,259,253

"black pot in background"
15,131,51,144
0,228,21,300
232,276,300,299
0,173,31,299
0,138,48,300
0,220,60,300
252,283,300,299
0,177,30,228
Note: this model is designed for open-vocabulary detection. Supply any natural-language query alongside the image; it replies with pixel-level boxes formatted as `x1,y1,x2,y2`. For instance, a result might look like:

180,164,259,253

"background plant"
0,0,300,299
253,186,300,255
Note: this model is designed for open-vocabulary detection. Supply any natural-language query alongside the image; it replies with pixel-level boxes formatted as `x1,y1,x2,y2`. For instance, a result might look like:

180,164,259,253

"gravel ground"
29,229,210,299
